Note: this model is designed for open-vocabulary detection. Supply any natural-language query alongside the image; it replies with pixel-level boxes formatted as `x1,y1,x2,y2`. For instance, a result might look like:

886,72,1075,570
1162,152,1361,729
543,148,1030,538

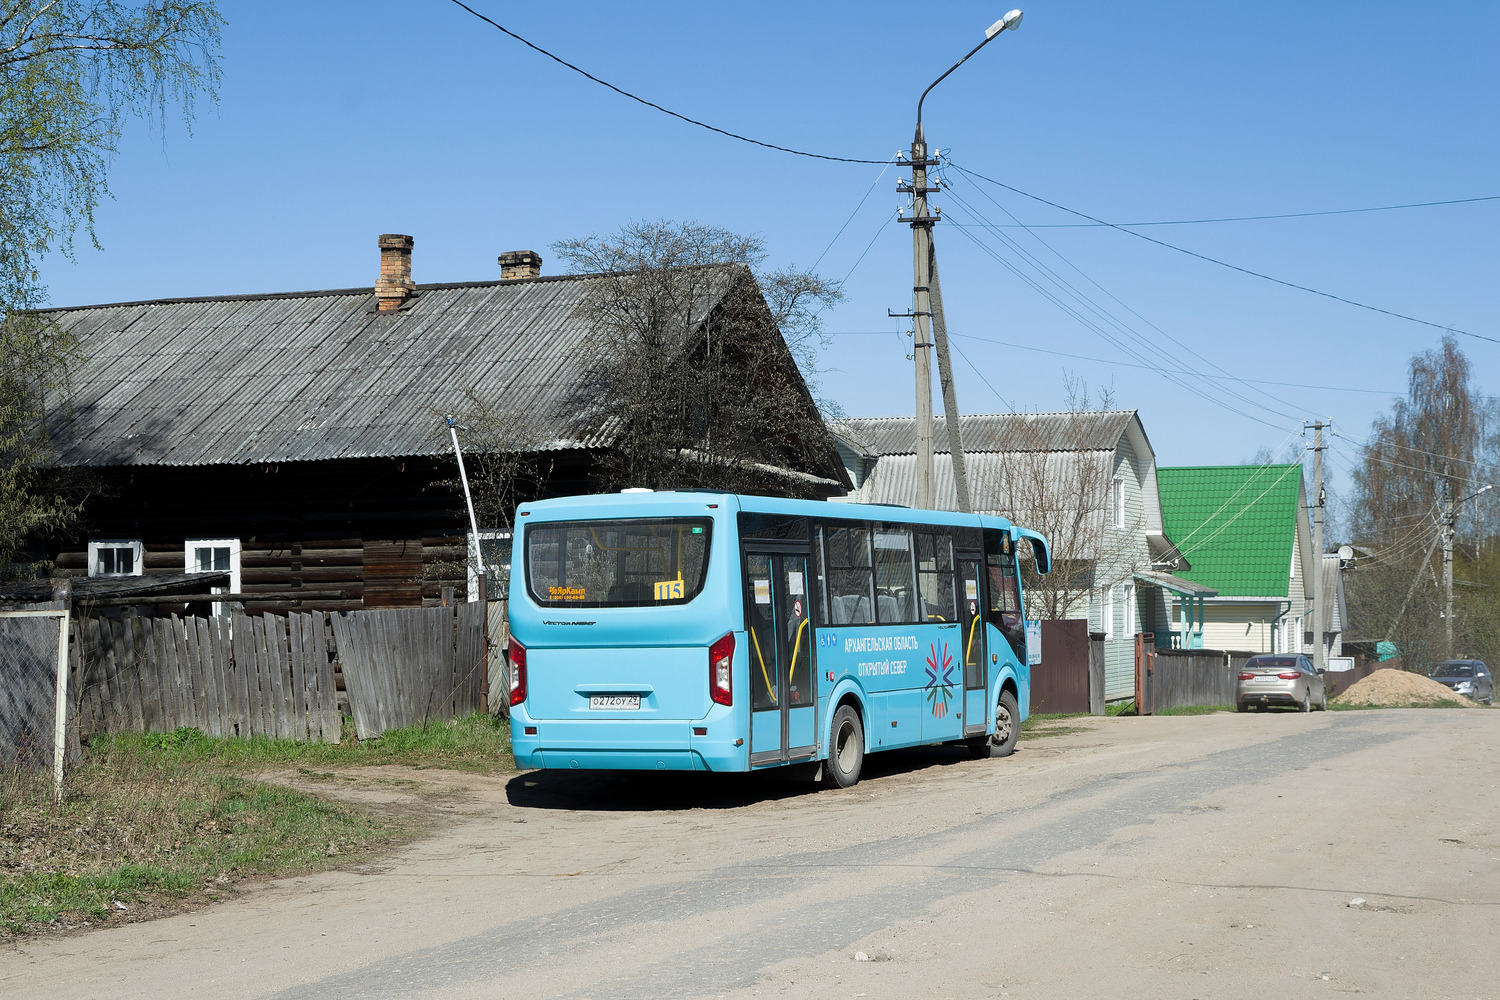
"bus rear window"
525,518,712,608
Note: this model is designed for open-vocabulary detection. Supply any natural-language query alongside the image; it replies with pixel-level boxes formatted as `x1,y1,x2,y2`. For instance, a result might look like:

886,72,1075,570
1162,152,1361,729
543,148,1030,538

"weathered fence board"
331,605,485,739
73,611,343,744
486,601,509,717
62,603,483,746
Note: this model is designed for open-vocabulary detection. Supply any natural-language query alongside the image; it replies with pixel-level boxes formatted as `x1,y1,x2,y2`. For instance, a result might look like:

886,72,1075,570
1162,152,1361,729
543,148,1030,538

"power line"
939,164,1308,425
946,161,1500,348
831,327,1400,395
935,178,1299,429
949,339,1014,411
926,331,1401,396
940,208,1288,431
1331,429,1499,478
812,158,899,271
948,194,1500,228
839,209,895,285
446,0,887,165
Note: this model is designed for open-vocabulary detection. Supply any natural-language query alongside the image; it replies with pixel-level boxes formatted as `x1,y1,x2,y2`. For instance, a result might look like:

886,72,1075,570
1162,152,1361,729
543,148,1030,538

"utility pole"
1442,476,1454,655
1307,421,1327,672
896,137,972,511
1438,482,1492,655
900,133,938,511
891,10,1022,510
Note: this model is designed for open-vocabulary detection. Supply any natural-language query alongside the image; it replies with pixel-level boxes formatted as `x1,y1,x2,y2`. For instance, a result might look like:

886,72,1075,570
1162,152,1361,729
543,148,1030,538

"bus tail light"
508,637,527,707
710,633,734,706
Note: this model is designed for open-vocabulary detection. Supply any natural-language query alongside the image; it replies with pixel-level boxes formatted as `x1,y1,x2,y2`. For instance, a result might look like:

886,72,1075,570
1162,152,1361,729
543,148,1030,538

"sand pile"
1331,667,1478,708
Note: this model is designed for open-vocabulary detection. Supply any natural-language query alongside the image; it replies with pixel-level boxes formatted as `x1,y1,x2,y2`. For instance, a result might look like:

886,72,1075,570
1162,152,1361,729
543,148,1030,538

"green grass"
1106,700,1137,716
0,749,402,936
2,713,514,937
92,712,514,773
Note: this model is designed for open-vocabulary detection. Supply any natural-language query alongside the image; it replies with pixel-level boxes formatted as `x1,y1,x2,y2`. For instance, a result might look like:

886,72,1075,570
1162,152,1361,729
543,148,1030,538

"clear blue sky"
40,1,1499,498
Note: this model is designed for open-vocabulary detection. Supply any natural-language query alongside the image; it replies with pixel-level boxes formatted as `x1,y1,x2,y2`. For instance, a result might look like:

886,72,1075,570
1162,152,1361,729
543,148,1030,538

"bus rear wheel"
969,689,1020,759
822,704,864,789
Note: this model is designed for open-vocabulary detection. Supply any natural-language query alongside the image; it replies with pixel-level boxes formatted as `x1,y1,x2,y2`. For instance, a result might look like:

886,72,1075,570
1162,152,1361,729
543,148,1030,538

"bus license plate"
589,694,640,711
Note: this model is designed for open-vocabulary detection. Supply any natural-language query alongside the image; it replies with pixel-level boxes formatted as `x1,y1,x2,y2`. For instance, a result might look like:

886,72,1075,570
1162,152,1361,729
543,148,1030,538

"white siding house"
834,411,1202,700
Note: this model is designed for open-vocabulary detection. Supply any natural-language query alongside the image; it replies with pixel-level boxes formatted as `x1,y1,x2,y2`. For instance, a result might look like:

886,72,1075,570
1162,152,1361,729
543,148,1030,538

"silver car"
1429,660,1493,705
1236,654,1327,712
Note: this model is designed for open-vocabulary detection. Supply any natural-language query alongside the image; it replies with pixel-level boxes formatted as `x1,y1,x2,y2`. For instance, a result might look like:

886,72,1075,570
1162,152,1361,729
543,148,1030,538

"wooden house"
37,236,848,613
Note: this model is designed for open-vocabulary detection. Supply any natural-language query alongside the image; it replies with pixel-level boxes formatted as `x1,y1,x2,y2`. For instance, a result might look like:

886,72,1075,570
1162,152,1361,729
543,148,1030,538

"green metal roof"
1157,464,1303,598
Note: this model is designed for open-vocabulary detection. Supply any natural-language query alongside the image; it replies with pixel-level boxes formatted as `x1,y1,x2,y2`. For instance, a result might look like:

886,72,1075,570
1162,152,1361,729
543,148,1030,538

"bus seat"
833,594,871,624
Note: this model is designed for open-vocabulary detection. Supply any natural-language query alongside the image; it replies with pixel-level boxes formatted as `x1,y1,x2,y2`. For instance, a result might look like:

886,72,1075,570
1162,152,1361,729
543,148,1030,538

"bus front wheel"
969,689,1020,759
823,704,865,789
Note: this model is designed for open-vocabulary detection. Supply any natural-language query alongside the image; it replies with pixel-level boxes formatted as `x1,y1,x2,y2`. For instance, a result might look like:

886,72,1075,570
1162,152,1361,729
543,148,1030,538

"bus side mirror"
1015,529,1051,575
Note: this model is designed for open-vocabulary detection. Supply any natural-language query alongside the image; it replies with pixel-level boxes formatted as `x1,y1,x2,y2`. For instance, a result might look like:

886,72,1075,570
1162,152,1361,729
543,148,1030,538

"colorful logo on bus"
925,641,956,718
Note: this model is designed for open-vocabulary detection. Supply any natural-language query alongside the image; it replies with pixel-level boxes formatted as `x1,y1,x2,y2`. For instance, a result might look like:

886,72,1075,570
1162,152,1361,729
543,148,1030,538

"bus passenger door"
744,550,818,766
959,558,989,737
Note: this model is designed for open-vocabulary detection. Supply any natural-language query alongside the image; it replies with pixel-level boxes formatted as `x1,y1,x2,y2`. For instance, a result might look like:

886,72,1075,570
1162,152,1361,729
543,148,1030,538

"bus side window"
873,526,917,624
916,531,956,622
825,523,874,625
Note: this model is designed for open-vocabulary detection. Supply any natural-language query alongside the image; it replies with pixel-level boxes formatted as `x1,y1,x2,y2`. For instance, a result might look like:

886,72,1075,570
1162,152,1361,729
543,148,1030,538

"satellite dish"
1338,545,1354,562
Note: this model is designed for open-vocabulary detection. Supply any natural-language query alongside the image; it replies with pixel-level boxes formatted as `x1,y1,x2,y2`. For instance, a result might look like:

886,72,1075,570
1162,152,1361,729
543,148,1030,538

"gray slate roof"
43,268,740,468
837,410,1138,456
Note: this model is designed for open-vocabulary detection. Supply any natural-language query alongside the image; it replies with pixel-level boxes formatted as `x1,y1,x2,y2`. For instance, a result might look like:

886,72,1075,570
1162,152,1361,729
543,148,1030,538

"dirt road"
3,709,1496,1000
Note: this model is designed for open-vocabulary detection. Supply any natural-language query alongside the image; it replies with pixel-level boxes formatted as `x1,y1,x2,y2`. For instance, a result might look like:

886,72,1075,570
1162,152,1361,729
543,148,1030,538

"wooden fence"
74,612,343,743
1136,637,1260,713
331,603,486,739
69,603,489,744
486,600,509,717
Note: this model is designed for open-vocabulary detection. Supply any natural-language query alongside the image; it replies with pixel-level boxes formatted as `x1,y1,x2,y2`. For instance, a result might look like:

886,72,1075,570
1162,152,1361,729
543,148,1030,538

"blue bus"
506,491,1050,787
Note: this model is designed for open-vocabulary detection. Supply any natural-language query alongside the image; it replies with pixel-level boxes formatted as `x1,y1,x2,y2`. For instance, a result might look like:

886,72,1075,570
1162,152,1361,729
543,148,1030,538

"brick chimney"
375,234,415,312
499,250,542,280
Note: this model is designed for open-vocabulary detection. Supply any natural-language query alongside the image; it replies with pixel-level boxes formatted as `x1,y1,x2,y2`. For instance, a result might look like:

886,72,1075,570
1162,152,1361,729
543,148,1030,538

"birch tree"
0,1,220,571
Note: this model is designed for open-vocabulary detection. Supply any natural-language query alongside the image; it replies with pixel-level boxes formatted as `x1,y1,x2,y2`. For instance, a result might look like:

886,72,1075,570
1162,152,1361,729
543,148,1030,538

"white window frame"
1123,582,1135,637
1110,477,1125,529
185,539,241,616
467,529,512,603
1102,584,1116,639
88,539,143,577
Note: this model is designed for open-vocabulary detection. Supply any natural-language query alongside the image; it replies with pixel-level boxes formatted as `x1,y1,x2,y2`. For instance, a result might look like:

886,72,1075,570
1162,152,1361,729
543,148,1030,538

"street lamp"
918,10,1024,127
903,11,1023,511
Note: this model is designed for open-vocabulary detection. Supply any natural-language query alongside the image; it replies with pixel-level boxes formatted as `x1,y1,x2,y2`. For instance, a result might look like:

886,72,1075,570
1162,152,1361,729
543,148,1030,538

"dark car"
1429,660,1493,705
1236,654,1327,712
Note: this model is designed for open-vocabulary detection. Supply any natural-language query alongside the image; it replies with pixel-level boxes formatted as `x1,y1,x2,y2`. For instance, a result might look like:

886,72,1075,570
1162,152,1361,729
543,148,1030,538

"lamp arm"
916,33,996,129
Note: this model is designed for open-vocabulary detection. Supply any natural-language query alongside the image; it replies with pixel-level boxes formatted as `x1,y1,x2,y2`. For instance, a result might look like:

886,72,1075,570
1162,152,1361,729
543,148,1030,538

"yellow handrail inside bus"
749,626,777,706
787,618,809,684
966,615,982,665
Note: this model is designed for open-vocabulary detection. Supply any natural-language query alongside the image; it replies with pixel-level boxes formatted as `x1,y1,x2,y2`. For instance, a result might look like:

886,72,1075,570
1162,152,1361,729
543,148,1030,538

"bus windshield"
525,518,712,608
